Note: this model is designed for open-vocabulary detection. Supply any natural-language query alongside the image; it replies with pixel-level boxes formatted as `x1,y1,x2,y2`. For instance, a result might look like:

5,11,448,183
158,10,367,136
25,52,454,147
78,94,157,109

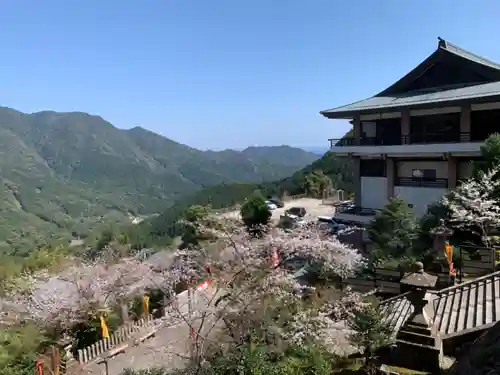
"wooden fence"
342,267,402,295
71,281,203,366
76,314,156,364
457,245,496,278
343,266,455,295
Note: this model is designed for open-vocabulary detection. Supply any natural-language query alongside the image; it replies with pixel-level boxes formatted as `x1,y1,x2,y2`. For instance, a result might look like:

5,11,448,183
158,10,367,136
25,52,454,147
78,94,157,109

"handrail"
330,131,474,148
395,177,448,188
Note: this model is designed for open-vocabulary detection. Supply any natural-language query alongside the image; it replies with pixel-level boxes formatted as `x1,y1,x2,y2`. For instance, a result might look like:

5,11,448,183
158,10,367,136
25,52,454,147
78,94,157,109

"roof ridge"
438,37,500,70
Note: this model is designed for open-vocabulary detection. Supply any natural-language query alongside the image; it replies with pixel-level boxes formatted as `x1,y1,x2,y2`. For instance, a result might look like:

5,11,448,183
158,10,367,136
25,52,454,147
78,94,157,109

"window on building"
360,159,386,177
412,169,436,179
471,108,500,141
410,113,460,143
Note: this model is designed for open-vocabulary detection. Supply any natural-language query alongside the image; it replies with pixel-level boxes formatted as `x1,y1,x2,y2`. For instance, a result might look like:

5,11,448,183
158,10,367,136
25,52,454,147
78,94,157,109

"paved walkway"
83,285,219,374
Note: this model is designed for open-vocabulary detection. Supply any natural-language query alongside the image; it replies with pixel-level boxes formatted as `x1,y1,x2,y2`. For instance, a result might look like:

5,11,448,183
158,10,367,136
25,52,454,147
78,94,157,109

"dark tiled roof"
321,38,500,119
321,82,500,119
380,271,500,339
440,38,500,71
448,319,500,375
433,271,500,337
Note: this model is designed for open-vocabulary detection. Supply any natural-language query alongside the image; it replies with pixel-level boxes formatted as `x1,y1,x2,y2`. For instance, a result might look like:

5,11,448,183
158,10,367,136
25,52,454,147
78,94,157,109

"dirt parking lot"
221,198,336,223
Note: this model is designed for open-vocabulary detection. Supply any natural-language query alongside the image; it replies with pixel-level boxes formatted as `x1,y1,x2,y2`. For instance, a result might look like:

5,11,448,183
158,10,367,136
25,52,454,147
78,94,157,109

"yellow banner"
100,315,110,339
444,242,453,264
143,295,150,315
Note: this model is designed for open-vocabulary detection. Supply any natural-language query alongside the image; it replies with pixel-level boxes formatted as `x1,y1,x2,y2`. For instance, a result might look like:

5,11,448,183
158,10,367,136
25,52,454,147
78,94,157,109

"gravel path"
221,198,336,223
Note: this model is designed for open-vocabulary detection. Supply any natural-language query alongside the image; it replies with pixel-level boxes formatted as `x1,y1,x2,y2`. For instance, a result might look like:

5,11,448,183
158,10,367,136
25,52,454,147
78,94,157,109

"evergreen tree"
475,133,500,177
240,191,271,233
304,170,332,198
348,302,392,366
367,197,417,263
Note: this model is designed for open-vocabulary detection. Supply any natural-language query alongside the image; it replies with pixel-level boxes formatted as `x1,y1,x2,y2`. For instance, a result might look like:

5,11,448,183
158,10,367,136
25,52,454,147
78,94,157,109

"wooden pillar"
353,114,361,145
51,346,60,375
401,109,410,144
386,158,395,199
460,104,471,142
448,157,457,189
353,157,361,207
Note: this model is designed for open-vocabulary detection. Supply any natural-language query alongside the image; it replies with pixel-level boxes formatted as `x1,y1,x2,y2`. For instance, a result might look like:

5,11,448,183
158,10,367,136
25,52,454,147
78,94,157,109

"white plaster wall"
361,177,387,209
394,186,447,216
397,161,448,178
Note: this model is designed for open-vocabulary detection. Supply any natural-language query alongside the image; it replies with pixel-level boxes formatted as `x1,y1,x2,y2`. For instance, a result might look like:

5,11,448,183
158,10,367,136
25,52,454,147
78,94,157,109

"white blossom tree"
7,257,159,329
151,218,367,367
441,166,500,248
5,216,368,371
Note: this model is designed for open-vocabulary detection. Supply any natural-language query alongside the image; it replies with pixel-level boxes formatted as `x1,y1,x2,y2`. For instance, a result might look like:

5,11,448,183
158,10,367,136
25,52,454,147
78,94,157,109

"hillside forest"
0,107,328,254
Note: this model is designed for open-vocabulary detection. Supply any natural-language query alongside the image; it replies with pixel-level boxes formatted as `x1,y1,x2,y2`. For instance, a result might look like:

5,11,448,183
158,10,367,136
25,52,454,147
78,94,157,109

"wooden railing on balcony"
401,132,471,144
329,137,388,148
395,177,448,188
330,132,474,148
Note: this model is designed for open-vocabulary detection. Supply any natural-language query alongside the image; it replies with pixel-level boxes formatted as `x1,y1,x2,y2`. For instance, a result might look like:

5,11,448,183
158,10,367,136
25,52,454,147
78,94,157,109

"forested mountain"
0,106,318,254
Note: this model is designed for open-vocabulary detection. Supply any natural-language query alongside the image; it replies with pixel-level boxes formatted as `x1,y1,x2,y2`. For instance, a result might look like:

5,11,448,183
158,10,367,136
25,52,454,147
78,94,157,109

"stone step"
397,330,438,347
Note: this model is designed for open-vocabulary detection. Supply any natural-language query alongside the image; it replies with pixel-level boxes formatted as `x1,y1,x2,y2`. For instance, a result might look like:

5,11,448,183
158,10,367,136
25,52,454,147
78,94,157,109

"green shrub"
240,191,271,233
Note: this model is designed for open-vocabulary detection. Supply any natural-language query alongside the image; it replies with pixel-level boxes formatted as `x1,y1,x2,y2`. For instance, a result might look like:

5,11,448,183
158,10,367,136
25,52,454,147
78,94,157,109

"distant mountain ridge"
0,106,318,253
300,146,328,156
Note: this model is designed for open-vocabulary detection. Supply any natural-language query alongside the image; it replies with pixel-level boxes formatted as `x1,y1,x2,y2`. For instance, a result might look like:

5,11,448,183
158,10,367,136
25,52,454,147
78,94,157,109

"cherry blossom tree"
5,216,367,371
153,218,366,367
441,166,500,247
7,258,159,329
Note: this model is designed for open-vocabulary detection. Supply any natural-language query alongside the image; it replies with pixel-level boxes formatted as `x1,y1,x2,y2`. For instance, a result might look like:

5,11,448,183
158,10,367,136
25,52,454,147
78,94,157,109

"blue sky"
1,1,500,150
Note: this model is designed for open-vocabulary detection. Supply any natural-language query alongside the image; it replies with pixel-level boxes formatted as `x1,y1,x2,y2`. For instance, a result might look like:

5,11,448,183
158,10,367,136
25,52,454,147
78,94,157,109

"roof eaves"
320,96,376,119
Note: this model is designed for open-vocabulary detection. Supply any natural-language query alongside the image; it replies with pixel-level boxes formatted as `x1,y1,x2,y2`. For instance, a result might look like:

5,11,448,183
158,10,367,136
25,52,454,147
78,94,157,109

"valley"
0,107,319,254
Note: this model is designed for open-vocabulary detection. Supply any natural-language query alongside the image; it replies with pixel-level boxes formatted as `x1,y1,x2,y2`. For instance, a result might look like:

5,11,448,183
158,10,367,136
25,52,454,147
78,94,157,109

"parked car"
266,201,278,211
317,216,348,234
278,213,306,229
268,197,285,208
285,206,306,218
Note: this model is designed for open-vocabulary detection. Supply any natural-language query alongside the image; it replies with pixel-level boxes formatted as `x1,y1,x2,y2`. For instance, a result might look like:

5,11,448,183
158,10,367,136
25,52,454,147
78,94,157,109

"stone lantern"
399,262,437,325
394,262,442,374
429,219,455,288
431,220,454,259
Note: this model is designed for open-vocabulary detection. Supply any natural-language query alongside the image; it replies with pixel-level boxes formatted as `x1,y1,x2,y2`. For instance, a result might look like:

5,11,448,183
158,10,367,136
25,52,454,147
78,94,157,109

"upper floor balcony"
328,105,500,157
329,131,484,157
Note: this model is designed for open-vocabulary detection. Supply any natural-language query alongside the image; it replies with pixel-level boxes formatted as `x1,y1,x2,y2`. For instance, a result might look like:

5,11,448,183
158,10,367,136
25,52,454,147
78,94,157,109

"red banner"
271,249,280,267
36,359,44,375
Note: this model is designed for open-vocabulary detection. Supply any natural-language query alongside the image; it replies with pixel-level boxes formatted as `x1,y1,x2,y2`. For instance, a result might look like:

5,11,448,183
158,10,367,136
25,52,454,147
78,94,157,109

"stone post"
393,262,442,374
